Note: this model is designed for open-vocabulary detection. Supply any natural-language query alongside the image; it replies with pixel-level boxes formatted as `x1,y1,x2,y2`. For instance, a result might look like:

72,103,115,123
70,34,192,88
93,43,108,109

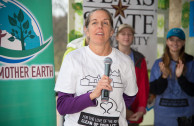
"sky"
52,0,68,17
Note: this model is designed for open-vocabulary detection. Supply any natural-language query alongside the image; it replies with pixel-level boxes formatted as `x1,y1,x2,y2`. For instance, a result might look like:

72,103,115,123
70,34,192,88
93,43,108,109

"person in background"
116,24,149,126
54,8,138,126
150,28,194,126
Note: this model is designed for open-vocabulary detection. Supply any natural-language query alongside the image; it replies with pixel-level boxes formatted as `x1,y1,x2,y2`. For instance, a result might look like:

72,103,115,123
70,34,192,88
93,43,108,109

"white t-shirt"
55,46,138,126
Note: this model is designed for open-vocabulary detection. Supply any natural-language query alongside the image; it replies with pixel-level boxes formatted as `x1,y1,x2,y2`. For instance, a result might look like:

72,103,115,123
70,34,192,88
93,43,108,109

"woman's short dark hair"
84,8,113,28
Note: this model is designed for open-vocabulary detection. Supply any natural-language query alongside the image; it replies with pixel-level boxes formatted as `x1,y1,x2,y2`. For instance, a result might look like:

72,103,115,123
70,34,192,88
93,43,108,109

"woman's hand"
159,62,169,78
126,109,134,120
128,111,144,122
90,75,112,100
176,59,184,78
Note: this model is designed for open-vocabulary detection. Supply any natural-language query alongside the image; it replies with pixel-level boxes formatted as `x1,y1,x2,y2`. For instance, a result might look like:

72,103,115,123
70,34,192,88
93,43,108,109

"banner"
0,0,56,126
189,1,194,37
83,0,158,69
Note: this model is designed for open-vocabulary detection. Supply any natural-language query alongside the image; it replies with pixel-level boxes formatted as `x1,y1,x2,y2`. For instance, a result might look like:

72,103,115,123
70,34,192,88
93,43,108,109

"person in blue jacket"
149,28,194,126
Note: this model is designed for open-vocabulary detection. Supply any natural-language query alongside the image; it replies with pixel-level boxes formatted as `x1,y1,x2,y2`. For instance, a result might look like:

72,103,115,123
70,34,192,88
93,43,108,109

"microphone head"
104,57,112,64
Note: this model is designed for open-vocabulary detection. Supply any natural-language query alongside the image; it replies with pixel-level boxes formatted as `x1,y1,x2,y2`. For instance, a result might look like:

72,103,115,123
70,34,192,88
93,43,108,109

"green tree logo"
8,9,35,50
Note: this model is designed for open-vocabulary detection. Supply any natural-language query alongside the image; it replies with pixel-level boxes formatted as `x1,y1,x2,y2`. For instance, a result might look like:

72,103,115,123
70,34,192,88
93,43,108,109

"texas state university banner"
83,0,158,69
0,0,56,126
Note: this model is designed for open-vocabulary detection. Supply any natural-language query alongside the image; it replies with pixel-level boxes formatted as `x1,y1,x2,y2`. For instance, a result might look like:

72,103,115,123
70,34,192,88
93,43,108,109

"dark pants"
128,123,139,126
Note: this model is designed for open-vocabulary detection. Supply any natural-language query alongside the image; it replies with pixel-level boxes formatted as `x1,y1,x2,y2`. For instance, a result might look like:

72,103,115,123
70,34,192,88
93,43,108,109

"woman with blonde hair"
116,24,149,126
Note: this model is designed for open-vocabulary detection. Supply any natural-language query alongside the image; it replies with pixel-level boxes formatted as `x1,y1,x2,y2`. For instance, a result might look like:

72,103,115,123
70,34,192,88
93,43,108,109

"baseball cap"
117,24,135,35
166,28,185,40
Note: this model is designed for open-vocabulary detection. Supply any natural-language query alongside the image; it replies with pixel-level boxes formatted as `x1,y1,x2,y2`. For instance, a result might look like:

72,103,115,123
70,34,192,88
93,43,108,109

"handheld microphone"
101,57,112,102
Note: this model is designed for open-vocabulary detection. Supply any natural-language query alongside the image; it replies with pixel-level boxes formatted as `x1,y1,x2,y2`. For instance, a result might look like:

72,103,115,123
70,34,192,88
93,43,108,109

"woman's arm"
150,75,168,95
57,92,96,115
136,59,149,110
178,75,194,96
123,93,136,108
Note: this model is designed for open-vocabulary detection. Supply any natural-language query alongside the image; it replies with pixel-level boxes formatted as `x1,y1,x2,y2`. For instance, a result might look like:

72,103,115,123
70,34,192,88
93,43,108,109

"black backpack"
177,115,194,126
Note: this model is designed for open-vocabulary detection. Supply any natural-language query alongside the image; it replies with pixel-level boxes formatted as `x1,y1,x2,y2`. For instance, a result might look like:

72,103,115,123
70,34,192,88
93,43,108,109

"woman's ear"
84,26,89,36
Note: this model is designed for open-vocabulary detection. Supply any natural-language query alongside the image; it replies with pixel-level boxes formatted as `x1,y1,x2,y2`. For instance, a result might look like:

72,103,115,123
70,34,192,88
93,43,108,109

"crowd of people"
54,8,194,126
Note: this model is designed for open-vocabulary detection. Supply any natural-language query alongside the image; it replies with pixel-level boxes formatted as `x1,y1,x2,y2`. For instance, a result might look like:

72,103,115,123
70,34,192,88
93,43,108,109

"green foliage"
68,30,83,43
72,2,83,16
157,16,164,29
181,2,190,28
158,0,169,9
